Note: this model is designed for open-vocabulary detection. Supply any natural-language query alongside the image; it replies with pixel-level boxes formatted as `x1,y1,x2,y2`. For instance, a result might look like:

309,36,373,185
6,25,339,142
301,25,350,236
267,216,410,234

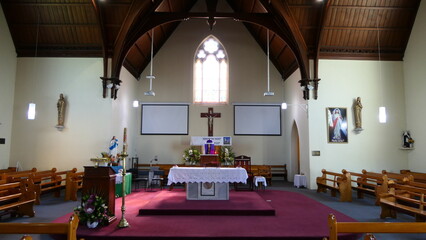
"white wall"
0,4,17,169
403,0,426,172
282,70,310,183
9,55,139,171
11,58,111,171
133,14,285,165
307,60,408,187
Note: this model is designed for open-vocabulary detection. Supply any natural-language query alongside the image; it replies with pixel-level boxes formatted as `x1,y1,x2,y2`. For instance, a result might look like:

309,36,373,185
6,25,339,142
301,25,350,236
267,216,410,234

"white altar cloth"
167,167,248,185
167,167,248,200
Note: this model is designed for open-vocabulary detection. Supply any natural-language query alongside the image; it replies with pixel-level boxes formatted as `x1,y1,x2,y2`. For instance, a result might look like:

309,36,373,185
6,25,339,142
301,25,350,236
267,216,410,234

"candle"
123,128,127,153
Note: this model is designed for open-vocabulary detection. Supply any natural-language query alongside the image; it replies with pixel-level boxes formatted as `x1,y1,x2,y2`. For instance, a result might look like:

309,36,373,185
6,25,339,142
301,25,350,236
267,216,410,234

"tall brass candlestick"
122,128,127,153
118,128,129,228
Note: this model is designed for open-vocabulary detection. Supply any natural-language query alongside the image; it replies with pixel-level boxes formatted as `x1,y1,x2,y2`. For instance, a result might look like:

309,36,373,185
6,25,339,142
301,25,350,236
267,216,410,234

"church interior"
1,0,426,239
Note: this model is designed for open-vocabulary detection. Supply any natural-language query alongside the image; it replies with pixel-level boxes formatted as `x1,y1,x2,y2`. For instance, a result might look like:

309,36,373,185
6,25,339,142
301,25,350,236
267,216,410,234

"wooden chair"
147,167,164,191
130,169,149,191
233,155,253,191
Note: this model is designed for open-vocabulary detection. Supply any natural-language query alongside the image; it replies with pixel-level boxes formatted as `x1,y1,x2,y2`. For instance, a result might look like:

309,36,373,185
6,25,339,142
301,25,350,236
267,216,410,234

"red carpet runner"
54,189,359,240
139,190,275,216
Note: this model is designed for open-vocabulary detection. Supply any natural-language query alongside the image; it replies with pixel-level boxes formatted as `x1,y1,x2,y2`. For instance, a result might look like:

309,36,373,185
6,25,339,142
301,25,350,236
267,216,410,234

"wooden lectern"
83,166,117,222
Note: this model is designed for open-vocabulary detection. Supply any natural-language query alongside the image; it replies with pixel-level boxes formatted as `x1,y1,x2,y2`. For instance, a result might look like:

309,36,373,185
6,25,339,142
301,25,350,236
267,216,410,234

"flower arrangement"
182,146,201,164
219,146,235,165
74,194,112,228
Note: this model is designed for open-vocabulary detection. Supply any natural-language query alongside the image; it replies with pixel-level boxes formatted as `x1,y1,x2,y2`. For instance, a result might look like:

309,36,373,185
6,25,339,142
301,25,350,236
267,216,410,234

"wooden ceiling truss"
0,0,420,100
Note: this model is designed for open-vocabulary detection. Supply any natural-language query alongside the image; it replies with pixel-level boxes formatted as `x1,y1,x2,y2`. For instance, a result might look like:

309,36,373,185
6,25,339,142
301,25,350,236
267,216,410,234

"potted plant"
74,194,112,228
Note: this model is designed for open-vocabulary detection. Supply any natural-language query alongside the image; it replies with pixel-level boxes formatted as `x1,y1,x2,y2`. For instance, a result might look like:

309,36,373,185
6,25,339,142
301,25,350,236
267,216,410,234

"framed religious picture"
326,107,348,143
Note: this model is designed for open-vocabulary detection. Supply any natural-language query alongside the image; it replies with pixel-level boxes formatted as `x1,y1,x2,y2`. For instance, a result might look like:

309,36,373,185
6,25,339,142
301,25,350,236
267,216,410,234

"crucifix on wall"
201,107,221,136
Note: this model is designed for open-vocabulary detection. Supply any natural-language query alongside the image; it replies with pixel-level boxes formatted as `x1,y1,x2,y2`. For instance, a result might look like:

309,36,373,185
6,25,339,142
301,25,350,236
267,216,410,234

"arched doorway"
291,120,300,178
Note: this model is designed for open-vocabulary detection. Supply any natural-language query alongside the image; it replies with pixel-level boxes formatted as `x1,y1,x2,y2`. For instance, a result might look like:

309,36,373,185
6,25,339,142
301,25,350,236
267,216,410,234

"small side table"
253,176,267,190
294,174,307,188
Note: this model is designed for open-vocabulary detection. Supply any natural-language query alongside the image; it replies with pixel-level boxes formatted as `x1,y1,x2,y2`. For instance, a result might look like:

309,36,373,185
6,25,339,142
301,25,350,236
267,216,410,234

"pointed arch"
291,120,301,176
193,35,229,104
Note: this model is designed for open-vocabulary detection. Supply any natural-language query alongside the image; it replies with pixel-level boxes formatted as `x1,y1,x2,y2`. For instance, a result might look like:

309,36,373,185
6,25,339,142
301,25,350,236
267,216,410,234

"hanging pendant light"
144,28,156,96
377,17,386,123
264,29,274,96
28,9,40,120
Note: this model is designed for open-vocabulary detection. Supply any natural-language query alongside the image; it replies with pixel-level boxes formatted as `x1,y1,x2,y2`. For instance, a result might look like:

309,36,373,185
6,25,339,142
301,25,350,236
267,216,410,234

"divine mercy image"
327,107,348,143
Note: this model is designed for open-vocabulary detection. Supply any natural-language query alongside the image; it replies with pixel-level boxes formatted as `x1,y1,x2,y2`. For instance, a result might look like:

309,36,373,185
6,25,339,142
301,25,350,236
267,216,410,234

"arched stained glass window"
194,36,228,104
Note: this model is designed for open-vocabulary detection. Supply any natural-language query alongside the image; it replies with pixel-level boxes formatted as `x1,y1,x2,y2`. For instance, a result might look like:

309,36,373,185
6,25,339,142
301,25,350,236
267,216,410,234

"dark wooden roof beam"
331,6,418,11
11,23,98,27
6,2,91,7
324,26,411,31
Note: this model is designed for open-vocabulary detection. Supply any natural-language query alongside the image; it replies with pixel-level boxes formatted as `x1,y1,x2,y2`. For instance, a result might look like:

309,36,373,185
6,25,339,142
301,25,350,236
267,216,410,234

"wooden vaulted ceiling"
1,0,420,98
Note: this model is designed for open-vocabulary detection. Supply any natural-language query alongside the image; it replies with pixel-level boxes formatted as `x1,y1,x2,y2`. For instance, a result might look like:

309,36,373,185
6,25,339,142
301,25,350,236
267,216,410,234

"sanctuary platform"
139,190,275,216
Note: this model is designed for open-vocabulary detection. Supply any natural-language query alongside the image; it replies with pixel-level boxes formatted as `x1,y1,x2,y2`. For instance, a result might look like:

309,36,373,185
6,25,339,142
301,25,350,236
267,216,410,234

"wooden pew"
0,178,36,218
65,171,84,201
400,169,426,183
342,169,389,205
316,169,352,202
0,167,17,174
381,170,413,183
325,213,426,240
1,168,37,181
31,168,77,204
379,181,426,221
0,213,80,240
402,178,426,190
269,164,287,181
252,165,272,186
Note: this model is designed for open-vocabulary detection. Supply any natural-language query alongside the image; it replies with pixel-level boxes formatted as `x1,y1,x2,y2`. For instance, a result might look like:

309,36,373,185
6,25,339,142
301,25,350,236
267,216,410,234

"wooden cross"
200,107,221,136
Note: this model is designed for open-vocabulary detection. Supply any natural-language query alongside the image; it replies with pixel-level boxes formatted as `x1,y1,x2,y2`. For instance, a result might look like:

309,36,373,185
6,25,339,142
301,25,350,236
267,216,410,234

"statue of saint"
57,93,66,127
354,97,363,130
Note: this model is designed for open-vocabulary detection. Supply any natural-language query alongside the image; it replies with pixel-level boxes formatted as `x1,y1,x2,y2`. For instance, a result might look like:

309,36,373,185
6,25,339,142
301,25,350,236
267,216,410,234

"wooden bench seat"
343,169,389,205
1,168,37,182
316,169,352,202
325,213,426,240
252,165,272,186
0,179,36,218
269,164,287,181
65,171,84,201
0,213,80,240
379,181,426,221
400,169,426,184
0,167,17,175
31,168,77,204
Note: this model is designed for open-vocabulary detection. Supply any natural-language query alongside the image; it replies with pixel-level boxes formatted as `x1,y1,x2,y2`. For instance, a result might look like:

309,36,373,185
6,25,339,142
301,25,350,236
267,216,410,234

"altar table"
167,167,248,200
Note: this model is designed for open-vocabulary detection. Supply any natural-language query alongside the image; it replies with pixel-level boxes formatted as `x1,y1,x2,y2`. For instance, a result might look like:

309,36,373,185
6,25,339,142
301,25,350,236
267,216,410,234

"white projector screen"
234,105,281,135
141,104,189,135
